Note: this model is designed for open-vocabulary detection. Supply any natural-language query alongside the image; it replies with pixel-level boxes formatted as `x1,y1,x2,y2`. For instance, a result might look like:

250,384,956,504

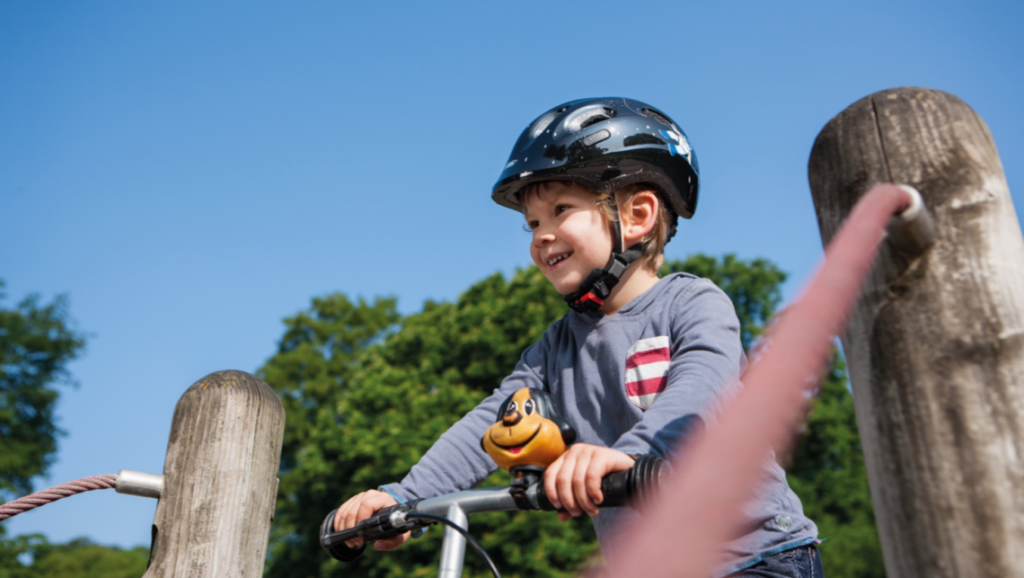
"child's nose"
532,228,555,246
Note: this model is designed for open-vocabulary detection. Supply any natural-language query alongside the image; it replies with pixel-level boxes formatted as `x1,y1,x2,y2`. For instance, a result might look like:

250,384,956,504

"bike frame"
404,483,546,578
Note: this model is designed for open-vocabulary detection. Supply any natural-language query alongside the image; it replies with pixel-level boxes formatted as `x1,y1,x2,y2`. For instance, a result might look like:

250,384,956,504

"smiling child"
332,98,823,577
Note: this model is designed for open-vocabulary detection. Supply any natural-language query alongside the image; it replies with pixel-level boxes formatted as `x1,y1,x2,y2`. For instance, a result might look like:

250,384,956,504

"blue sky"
2,1,1022,549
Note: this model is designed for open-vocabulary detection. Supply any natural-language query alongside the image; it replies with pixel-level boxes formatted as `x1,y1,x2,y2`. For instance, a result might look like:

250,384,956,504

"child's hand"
332,489,409,551
543,444,635,522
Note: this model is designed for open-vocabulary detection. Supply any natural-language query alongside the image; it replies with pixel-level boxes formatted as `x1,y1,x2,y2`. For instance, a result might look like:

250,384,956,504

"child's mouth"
547,252,572,268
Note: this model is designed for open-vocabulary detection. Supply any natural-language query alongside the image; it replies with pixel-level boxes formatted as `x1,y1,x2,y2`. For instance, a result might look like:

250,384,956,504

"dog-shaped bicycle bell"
482,388,577,482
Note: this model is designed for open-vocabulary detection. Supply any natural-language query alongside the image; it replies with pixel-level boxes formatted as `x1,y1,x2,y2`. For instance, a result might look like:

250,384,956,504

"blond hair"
519,181,674,274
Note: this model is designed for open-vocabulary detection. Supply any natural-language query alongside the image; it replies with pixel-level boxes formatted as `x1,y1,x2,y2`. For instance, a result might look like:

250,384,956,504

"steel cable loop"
0,474,118,522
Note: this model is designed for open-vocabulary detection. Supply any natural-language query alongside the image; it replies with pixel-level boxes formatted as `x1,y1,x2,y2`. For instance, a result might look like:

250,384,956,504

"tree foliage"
0,281,86,502
0,536,149,578
262,256,883,577
0,283,146,578
0,280,88,572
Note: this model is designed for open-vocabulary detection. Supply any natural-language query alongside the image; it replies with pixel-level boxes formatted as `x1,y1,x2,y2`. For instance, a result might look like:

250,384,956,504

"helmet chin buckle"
573,292,605,311
565,244,645,313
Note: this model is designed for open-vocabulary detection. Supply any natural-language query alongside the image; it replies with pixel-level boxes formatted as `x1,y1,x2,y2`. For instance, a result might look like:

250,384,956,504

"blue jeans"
727,546,824,578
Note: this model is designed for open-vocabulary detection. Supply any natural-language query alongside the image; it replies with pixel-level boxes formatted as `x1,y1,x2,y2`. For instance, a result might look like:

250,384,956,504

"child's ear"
621,191,659,245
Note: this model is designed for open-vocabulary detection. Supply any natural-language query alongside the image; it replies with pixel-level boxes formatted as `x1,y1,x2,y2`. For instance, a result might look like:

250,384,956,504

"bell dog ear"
527,389,577,446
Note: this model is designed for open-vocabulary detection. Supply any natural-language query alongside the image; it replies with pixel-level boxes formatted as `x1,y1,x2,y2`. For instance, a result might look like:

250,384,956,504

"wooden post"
808,87,1024,577
144,370,285,577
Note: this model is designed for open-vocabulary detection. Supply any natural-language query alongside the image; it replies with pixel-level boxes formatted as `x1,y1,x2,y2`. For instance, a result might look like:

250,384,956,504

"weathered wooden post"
808,87,1024,577
144,370,285,577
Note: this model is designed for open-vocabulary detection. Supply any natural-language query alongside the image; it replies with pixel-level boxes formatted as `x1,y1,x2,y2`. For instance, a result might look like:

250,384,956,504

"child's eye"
523,221,539,232
555,205,569,215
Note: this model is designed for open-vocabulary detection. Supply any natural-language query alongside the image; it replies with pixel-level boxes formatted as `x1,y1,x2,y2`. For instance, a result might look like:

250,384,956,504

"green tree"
262,257,883,577
0,283,157,578
0,537,149,578
259,294,400,576
0,534,44,577
0,280,87,571
0,281,86,501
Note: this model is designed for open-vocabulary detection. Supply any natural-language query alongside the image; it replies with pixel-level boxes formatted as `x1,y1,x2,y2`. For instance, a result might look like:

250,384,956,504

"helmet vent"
530,110,559,139
579,108,614,129
624,133,666,147
566,106,616,133
639,107,672,127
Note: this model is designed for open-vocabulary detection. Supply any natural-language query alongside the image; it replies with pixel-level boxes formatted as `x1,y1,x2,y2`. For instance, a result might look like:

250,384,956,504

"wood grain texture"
809,87,1024,577
144,370,285,578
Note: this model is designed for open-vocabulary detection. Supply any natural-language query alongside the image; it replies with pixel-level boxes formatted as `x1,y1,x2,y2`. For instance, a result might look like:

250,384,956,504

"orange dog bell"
482,388,577,472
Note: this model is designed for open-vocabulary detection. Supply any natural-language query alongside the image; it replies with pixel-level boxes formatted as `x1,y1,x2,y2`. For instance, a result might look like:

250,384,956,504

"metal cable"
405,513,501,578
0,474,118,522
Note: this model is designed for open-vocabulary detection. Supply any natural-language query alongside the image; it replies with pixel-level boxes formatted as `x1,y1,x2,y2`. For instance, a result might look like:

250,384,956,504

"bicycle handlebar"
320,455,670,562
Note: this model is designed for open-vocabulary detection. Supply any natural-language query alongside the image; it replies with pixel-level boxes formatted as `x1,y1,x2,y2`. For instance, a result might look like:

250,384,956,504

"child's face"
523,182,614,296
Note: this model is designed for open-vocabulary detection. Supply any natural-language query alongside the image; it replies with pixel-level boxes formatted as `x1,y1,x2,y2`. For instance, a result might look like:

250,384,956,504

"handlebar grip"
535,454,671,510
320,509,367,562
597,469,632,508
320,502,424,562
605,454,671,508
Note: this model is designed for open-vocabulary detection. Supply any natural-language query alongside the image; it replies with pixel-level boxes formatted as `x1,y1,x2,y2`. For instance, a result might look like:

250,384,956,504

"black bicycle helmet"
491,98,700,313
492,97,699,220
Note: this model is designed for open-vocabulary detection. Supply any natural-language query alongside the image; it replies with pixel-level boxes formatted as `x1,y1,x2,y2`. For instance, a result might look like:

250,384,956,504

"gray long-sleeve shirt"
386,273,818,573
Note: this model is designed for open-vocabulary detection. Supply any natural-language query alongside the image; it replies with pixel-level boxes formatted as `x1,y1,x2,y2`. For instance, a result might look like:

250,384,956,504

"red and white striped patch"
625,336,671,409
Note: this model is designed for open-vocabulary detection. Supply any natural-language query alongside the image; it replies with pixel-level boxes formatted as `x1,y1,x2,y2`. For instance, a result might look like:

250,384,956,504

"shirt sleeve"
384,333,553,501
612,280,745,459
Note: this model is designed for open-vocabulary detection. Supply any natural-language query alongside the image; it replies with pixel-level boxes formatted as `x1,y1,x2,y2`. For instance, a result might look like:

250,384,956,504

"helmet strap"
564,244,646,313
564,194,645,313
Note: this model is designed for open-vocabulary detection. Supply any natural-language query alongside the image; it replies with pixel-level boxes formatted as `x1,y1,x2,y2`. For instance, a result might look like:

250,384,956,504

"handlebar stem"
438,504,469,578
